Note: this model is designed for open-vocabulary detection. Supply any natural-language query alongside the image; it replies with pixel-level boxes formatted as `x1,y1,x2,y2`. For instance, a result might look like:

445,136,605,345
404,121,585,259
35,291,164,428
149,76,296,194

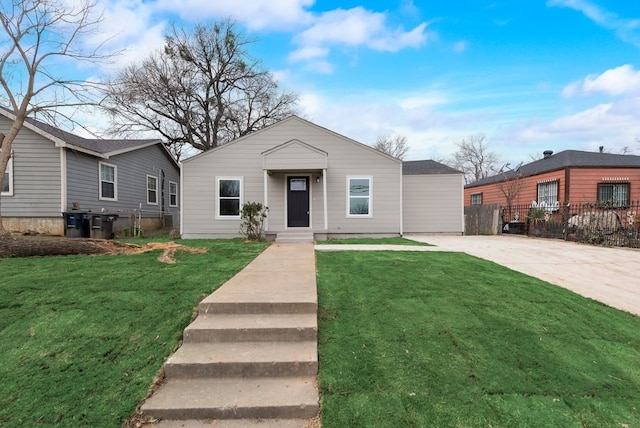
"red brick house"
465,149,640,209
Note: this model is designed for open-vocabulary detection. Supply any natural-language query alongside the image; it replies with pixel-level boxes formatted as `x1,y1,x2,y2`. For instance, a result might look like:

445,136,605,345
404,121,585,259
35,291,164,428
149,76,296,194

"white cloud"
453,41,468,53
563,65,640,97
153,0,314,30
290,7,430,65
547,0,640,47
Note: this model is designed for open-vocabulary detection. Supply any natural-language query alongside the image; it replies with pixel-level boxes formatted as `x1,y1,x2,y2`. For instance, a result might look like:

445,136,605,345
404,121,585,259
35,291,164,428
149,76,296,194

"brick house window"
471,193,482,205
598,182,629,207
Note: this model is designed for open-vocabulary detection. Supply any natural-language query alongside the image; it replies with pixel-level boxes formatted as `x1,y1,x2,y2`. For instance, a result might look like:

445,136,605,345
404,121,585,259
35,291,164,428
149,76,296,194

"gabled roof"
183,115,403,164
466,150,640,188
0,107,177,166
403,160,462,175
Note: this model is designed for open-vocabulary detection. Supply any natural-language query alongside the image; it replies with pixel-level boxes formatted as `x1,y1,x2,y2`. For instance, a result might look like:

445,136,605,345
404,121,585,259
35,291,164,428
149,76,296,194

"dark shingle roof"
403,159,462,175
466,150,640,188
0,106,163,157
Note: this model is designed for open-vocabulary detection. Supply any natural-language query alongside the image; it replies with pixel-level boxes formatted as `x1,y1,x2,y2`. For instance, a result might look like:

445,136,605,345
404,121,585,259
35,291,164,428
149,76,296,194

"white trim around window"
346,176,372,218
1,155,13,196
99,162,117,201
169,180,178,207
146,174,158,205
216,177,243,219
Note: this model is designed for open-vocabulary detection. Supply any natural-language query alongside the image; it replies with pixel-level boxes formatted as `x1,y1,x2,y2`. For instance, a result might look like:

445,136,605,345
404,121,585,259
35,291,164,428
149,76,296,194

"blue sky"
63,1,640,163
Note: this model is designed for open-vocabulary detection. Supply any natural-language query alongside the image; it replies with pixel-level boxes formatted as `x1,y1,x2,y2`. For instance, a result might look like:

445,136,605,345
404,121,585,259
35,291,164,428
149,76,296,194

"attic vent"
543,150,553,159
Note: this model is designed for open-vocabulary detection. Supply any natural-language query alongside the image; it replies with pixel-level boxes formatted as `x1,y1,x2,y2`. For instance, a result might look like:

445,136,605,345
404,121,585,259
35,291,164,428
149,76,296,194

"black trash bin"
62,212,90,238
91,214,119,239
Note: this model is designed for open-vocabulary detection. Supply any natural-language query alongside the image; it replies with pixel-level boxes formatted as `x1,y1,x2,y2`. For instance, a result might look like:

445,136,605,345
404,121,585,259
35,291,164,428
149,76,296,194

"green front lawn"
0,239,268,427
316,251,640,427
316,237,431,246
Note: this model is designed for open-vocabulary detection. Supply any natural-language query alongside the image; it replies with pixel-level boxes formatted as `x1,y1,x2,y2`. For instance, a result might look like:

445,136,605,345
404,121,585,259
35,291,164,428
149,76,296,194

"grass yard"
0,238,268,427
316,250,640,427
316,237,430,246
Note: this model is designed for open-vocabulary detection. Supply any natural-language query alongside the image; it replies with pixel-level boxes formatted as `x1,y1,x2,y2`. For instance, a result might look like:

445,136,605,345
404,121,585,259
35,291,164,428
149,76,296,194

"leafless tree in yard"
0,0,109,236
373,134,409,159
101,20,298,160
449,133,500,184
496,162,524,207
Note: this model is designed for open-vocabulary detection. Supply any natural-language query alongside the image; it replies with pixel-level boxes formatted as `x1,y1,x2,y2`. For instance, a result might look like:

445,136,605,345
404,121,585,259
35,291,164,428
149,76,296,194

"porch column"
323,168,328,231
263,169,269,231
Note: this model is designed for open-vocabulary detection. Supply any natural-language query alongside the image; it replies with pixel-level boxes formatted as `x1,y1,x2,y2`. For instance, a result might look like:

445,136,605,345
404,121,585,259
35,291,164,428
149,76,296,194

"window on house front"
471,193,483,205
1,155,13,196
99,162,117,200
347,177,372,217
218,177,242,218
598,182,629,207
537,180,558,206
147,175,158,205
169,181,178,207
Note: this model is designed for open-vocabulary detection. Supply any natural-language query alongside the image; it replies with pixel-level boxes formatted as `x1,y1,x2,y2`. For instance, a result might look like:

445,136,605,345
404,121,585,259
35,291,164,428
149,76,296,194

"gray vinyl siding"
0,119,61,216
182,117,402,238
402,174,464,233
66,145,180,219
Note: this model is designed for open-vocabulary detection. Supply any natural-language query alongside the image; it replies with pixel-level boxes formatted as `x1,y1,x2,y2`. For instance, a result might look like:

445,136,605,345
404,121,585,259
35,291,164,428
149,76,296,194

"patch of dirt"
0,236,206,264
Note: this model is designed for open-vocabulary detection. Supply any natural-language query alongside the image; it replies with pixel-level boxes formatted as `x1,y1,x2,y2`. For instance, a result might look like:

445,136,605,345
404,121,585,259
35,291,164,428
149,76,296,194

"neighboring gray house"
181,116,463,240
0,109,180,236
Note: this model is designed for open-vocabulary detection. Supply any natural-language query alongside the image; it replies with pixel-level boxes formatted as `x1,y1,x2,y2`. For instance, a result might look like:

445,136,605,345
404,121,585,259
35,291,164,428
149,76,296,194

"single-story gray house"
0,108,180,236
181,116,463,240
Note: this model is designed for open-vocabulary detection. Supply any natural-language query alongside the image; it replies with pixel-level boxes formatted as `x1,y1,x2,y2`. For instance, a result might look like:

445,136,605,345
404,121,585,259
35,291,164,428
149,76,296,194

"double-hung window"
598,182,629,207
347,177,372,217
1,154,13,196
217,177,242,218
471,193,482,205
99,162,117,200
147,175,158,205
169,181,178,207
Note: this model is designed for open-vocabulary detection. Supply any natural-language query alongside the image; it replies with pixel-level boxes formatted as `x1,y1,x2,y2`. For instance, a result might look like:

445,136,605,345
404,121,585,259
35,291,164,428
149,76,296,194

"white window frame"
598,182,629,207
169,181,178,207
346,176,372,218
1,154,13,196
146,174,158,205
536,180,558,206
99,162,117,201
471,192,483,205
216,177,243,219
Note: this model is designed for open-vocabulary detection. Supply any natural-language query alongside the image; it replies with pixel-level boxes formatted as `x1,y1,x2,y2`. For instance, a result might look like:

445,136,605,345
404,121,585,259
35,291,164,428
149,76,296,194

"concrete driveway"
406,234,640,316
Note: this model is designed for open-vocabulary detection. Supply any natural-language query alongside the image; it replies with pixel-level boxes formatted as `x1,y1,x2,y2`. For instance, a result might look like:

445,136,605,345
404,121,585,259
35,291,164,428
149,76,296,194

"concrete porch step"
183,313,317,343
164,341,318,378
275,232,315,243
141,377,319,420
199,300,317,315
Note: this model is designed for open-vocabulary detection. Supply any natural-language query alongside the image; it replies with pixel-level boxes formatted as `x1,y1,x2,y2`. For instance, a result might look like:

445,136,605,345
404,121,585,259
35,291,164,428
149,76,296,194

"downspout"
60,148,67,213
399,165,403,236
179,162,184,236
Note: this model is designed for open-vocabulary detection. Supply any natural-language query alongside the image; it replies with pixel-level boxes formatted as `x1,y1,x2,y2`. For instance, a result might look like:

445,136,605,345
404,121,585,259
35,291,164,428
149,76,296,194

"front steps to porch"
141,243,319,426
275,231,315,243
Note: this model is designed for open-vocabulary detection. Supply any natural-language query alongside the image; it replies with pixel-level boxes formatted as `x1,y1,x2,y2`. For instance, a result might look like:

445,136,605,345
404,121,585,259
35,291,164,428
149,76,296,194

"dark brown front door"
287,177,310,227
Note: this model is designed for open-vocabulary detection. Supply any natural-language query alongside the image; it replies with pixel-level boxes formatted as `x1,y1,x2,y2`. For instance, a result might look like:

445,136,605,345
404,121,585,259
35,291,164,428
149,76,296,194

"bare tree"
0,0,108,235
102,20,298,160
373,134,409,159
496,163,524,207
449,133,500,184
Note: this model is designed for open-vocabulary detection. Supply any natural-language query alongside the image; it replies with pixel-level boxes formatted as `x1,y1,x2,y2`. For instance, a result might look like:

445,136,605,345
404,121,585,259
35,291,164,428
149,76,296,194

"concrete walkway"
317,235,640,316
142,243,319,427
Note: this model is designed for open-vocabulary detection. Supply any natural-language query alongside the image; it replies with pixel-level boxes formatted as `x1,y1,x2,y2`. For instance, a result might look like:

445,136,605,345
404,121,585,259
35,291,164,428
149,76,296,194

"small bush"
240,202,268,241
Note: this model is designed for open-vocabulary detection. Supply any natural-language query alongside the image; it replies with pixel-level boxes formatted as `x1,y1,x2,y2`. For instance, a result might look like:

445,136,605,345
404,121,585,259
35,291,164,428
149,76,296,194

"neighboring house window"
347,176,372,217
99,162,117,200
471,193,483,205
169,181,178,207
217,177,242,218
598,182,629,207
537,180,558,205
1,155,13,196
147,175,158,205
